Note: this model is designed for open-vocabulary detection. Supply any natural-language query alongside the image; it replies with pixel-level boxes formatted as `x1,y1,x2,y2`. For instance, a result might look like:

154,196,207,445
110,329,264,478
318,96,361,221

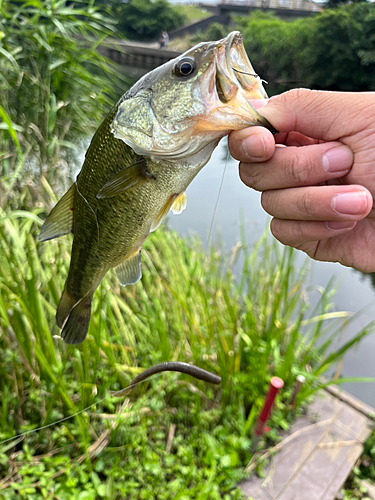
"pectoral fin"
171,191,187,215
97,159,154,199
115,250,142,286
39,183,76,241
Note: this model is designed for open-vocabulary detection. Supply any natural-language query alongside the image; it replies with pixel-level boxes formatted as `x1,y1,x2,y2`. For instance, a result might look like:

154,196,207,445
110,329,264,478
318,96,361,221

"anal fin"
171,191,187,215
115,250,142,286
39,183,76,241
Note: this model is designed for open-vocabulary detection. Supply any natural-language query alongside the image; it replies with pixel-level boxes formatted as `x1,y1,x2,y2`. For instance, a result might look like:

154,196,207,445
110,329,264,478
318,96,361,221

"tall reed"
0,0,123,198
0,204,373,499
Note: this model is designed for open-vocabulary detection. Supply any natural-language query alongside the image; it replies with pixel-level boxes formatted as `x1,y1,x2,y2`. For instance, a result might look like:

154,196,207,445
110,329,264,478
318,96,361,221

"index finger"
228,126,319,164
257,89,375,142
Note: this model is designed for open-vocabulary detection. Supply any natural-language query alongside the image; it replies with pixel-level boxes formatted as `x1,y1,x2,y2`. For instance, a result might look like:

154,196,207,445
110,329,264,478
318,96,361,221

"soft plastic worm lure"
110,362,221,397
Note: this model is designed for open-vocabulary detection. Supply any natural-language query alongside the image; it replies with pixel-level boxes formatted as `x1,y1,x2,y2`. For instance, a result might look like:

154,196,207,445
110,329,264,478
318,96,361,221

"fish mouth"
219,31,268,101
213,31,277,134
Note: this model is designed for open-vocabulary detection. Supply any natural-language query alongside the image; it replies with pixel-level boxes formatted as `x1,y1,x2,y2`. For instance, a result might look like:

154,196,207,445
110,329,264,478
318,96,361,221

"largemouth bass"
39,31,276,344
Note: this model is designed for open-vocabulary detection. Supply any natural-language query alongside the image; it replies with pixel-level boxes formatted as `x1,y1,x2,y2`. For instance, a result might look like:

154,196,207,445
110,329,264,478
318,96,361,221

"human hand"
228,89,375,272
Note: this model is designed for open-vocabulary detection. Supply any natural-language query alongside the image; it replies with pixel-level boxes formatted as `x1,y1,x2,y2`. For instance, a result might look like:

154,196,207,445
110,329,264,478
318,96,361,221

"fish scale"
39,31,277,344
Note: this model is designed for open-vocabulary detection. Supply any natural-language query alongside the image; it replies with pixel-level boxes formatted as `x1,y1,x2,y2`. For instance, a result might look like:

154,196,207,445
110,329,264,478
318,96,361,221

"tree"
117,0,186,41
302,4,375,90
324,0,365,10
239,5,375,93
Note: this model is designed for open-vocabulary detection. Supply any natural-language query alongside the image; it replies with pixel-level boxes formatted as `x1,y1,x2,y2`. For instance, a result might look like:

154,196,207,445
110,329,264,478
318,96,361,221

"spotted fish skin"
39,31,276,344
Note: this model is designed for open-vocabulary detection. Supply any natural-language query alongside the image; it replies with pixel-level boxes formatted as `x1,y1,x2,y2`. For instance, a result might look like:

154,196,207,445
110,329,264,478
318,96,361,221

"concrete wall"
99,42,182,70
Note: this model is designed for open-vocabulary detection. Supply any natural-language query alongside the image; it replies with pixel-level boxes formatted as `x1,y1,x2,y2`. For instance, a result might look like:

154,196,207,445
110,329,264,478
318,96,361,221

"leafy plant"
0,204,373,498
234,4,375,93
0,0,122,194
117,0,186,41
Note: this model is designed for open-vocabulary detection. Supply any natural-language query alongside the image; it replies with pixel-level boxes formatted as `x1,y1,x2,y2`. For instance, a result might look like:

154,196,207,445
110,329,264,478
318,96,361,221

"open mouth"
215,31,268,103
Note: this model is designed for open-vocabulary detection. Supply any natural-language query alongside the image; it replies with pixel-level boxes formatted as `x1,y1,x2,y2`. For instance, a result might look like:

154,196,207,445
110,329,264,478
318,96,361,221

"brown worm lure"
110,362,221,397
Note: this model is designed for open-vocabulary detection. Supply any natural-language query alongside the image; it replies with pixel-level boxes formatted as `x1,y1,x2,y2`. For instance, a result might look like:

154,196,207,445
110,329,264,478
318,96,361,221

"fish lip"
219,31,267,100
224,31,244,83
218,31,278,135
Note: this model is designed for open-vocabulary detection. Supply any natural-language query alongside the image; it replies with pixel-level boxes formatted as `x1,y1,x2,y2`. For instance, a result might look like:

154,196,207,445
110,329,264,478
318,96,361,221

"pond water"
167,139,375,408
116,60,375,407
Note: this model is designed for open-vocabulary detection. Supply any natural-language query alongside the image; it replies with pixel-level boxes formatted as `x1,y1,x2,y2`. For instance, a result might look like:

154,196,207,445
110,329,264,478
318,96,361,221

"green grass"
336,429,375,499
177,5,212,23
1,6,375,496
0,202,373,498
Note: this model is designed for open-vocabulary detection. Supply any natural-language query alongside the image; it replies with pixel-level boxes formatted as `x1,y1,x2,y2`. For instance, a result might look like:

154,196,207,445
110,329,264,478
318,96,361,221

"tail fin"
60,295,92,344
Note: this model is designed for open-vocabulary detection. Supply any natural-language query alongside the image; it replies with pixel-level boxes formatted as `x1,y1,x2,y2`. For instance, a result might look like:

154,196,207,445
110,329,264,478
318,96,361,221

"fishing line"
75,181,100,243
231,67,268,85
194,145,229,289
0,372,167,448
205,145,230,252
0,362,220,448
231,67,259,78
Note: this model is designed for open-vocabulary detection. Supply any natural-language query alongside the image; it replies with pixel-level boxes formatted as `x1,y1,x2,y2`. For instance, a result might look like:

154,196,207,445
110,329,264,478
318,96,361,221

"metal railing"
221,0,321,11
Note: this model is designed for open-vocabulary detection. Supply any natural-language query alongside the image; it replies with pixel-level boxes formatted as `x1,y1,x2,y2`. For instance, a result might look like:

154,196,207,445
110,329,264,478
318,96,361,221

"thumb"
254,89,365,142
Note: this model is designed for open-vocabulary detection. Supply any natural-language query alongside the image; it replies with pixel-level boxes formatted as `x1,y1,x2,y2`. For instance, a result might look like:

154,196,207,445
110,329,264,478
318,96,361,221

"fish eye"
174,58,196,78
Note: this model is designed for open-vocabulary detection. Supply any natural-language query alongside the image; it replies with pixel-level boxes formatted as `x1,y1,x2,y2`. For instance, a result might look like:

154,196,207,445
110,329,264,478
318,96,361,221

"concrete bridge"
217,0,321,19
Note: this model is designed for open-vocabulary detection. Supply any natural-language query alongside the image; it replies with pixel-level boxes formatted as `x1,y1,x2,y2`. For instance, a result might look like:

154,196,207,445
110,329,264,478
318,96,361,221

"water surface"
168,140,375,407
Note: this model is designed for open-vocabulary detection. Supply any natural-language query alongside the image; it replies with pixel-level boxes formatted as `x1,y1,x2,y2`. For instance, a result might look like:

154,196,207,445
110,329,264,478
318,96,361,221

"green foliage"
190,23,229,47
0,201,373,497
1,5,375,496
177,5,211,23
238,4,375,93
338,429,375,499
0,0,123,191
237,12,310,92
117,0,186,41
324,0,365,10
301,5,375,90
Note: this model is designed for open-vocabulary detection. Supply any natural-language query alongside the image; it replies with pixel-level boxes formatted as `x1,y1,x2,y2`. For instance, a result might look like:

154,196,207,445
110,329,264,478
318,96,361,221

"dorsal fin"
115,250,142,286
96,159,154,199
171,191,187,215
39,183,76,242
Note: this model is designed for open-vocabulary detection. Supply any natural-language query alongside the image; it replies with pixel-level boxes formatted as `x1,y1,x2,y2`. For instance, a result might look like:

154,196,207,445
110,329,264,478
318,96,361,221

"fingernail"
241,134,266,159
322,146,353,173
248,99,269,110
326,221,356,231
332,191,368,215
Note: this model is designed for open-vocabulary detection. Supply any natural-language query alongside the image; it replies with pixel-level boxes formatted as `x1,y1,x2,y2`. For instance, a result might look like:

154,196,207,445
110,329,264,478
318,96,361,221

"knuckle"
261,191,274,214
279,88,313,108
297,191,315,218
240,163,263,191
294,223,308,245
270,218,288,245
289,150,314,185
